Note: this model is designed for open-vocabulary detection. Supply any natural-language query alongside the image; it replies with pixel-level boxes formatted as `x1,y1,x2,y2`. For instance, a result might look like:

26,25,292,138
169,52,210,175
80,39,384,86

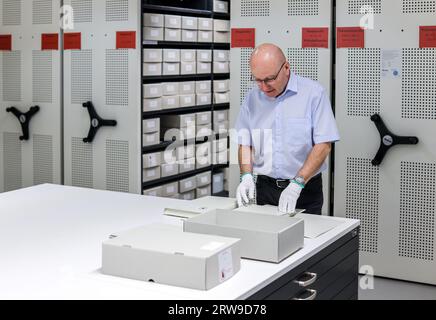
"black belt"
257,173,322,189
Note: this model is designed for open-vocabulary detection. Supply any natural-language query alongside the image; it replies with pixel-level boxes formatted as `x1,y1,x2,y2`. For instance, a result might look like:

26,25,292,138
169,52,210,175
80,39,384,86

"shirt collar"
274,72,298,100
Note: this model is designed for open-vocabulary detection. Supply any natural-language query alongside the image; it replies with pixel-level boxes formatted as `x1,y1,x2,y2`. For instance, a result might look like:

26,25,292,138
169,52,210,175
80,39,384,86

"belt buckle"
276,179,289,189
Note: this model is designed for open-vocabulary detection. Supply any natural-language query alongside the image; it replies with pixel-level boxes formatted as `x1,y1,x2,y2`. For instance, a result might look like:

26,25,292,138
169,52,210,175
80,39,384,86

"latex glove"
279,180,303,215
236,174,255,207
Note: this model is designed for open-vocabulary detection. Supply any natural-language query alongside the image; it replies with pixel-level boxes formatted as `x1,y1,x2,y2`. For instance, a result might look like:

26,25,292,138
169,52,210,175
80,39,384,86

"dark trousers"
256,174,324,215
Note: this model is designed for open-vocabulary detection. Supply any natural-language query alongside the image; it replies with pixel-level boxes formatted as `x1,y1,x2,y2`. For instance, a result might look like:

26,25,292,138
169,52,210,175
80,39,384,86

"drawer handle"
292,289,317,301
293,272,317,287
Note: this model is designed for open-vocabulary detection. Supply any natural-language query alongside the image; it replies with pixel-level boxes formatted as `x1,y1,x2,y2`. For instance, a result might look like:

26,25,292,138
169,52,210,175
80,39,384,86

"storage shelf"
143,4,212,17
142,41,230,50
143,105,213,119
213,103,230,111
143,166,214,190
143,73,230,84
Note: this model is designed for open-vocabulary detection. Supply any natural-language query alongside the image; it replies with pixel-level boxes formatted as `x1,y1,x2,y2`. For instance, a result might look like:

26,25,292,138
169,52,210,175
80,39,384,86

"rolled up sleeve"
312,89,340,145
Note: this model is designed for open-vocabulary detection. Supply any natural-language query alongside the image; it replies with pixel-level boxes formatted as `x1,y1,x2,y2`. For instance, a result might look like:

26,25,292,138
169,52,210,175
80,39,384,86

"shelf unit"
142,0,231,199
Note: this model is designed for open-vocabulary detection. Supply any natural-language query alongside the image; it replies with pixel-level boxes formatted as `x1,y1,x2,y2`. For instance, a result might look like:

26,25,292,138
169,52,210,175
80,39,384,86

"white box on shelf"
143,49,163,62
214,92,230,104
197,62,212,74
197,50,212,62
197,124,213,139
196,93,211,106
161,182,179,197
213,50,230,62
143,27,164,41
213,31,230,43
179,157,196,173
143,13,164,27
196,185,212,198
196,154,212,169
179,81,196,95
102,224,241,290
197,171,212,187
213,150,228,165
162,148,177,165
179,94,196,108
179,176,197,193
162,82,179,96
196,80,211,93
196,111,212,125
196,142,212,158
143,118,160,134
180,190,196,201
163,49,180,62
142,167,161,182
213,19,230,32
182,16,198,30
161,95,180,110
213,172,224,193
213,138,228,153
143,62,162,76
213,61,230,73
162,126,196,141
182,30,198,42
143,132,160,147
214,110,229,122
162,62,180,75
161,163,179,178
143,186,163,197
181,49,196,62
143,98,162,112
198,30,213,43
164,28,182,42
213,0,229,13
143,83,163,98
143,152,162,169
181,61,196,75
177,144,195,160
164,15,182,29
214,80,230,93
198,18,213,31
214,120,229,133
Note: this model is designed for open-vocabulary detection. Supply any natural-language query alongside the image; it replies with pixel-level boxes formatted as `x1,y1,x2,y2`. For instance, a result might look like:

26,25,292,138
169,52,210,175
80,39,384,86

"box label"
218,248,234,282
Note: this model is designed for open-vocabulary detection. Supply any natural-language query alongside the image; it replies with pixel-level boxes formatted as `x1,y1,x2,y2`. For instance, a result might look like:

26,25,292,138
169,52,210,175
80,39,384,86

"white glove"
279,180,303,215
236,174,255,207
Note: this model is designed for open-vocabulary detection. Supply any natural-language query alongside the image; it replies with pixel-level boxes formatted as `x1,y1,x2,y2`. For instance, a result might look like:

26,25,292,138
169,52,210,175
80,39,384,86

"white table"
0,184,359,300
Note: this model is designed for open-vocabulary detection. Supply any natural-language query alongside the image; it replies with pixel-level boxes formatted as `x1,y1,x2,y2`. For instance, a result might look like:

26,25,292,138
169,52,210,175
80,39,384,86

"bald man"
235,44,340,215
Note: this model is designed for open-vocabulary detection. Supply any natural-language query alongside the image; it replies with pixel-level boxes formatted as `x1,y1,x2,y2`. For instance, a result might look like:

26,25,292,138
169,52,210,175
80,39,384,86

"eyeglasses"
251,61,287,85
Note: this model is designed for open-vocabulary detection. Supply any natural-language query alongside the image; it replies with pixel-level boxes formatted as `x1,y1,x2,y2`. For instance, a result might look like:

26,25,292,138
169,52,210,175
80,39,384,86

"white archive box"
213,31,230,43
143,98,162,112
162,126,196,142
182,16,198,30
196,93,211,106
181,49,196,62
143,49,163,62
213,61,230,73
198,30,213,43
179,81,196,94
196,111,212,125
184,210,305,263
162,62,180,76
197,171,212,187
143,132,159,147
180,190,196,201
164,15,182,29
102,224,241,290
161,114,196,128
143,63,162,76
197,124,213,138
162,148,177,164
198,18,213,31
181,61,196,75
177,144,195,160
213,19,230,32
162,82,179,96
143,13,164,27
161,181,179,197
180,94,196,108
214,80,230,92
214,110,229,122
213,0,229,13
182,30,198,42
143,152,162,169
179,157,196,173
197,185,212,198
214,92,230,104
213,172,224,193
213,150,228,165
213,138,228,153
161,95,180,109
142,167,161,182
161,163,179,178
197,62,212,74
164,28,181,42
143,186,163,197
143,27,164,41
196,142,212,157
213,50,230,62
214,120,229,133
143,118,160,134
197,50,212,62
143,83,162,98
196,154,212,169
196,80,211,93
180,176,197,193
163,49,180,62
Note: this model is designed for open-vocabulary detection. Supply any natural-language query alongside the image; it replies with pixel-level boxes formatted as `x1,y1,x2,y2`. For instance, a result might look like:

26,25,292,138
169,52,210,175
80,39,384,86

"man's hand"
236,174,255,207
279,181,303,215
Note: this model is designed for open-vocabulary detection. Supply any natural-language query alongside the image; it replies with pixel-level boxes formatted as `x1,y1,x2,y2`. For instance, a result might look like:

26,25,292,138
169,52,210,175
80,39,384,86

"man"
235,43,340,215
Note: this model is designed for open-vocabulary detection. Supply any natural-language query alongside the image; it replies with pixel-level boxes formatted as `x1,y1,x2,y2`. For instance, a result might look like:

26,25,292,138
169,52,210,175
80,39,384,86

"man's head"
250,43,291,98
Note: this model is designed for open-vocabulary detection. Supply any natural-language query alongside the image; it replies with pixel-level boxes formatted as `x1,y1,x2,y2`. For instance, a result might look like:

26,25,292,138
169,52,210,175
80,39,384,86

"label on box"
150,88,158,95
116,31,136,49
201,177,208,184
147,169,156,177
151,29,159,37
168,64,176,71
149,64,157,71
150,100,158,107
151,16,159,23
302,27,329,48
147,121,155,129
167,186,175,193
218,248,234,282
231,28,255,48
185,181,193,188
186,64,193,71
201,115,208,121
146,135,154,142
186,20,194,26
420,26,436,48
42,33,59,50
201,32,209,39
337,27,364,48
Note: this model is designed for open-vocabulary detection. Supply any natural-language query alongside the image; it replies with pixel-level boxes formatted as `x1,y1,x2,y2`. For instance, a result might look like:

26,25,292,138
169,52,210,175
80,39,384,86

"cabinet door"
63,0,141,193
0,0,62,193
334,0,436,284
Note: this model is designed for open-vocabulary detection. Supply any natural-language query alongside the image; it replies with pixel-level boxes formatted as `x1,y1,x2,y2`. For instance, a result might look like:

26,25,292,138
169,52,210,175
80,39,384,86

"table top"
0,184,359,300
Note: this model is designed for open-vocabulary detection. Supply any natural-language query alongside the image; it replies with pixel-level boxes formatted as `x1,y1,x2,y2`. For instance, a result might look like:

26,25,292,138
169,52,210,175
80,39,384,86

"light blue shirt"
235,73,340,179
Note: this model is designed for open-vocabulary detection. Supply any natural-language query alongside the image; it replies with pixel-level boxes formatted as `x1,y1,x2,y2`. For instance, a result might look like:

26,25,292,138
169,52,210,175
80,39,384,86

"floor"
358,276,436,300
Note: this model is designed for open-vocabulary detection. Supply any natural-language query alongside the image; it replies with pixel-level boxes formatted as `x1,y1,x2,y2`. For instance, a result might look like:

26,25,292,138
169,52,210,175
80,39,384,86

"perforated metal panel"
71,50,92,104
106,0,129,21
402,48,436,120
71,0,93,23
72,137,93,188
345,158,379,253
348,0,382,14
288,0,319,16
3,51,21,102
241,0,270,17
347,48,381,117
240,48,254,105
33,134,53,185
106,49,129,106
399,162,435,261
403,0,436,13
33,51,52,103
3,132,22,191
2,0,21,26
287,48,319,81
32,0,53,25
106,140,129,193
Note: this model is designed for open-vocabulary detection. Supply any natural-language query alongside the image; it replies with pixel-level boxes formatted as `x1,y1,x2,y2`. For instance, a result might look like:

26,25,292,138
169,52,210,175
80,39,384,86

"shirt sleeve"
234,95,252,146
312,89,341,145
